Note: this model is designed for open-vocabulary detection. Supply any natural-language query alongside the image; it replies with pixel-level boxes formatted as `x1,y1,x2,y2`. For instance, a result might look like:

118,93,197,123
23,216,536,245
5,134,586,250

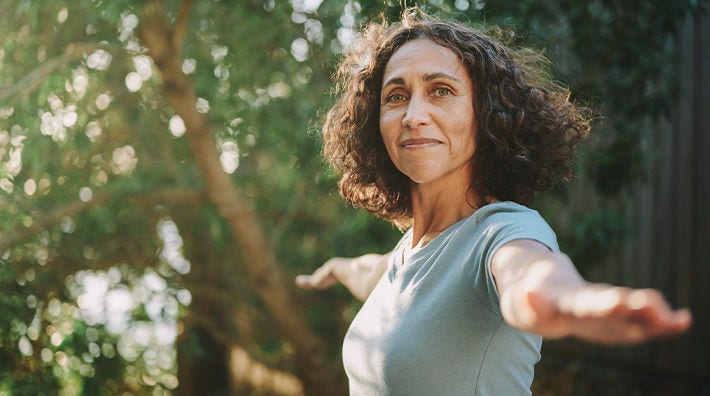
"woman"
296,10,692,395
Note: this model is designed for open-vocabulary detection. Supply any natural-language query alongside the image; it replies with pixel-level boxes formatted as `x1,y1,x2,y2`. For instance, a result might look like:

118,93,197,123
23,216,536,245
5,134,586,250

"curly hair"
322,9,591,229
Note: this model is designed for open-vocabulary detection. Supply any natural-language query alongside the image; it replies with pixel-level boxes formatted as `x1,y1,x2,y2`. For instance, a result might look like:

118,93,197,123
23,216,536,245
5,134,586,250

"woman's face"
379,39,477,189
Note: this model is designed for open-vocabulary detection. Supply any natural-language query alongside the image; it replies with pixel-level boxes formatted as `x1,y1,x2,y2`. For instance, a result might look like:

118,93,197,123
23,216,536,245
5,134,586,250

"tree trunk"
176,325,231,396
138,2,345,394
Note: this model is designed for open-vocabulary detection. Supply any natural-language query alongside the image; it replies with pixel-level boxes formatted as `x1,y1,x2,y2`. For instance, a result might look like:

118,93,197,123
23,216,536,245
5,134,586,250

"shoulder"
464,201,558,253
476,201,541,219
463,201,549,231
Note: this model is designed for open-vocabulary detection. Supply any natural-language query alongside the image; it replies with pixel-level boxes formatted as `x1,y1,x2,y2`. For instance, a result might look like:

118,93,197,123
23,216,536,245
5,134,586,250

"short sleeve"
465,203,559,316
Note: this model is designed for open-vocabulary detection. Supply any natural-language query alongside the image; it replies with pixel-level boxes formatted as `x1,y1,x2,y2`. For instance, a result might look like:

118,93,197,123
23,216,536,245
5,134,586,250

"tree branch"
173,0,195,51
0,188,203,252
229,344,304,395
0,43,100,102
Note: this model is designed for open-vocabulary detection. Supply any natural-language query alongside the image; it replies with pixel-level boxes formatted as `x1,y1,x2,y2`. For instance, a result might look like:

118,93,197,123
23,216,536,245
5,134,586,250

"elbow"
501,288,570,339
494,250,582,337
498,263,575,338
499,285,545,334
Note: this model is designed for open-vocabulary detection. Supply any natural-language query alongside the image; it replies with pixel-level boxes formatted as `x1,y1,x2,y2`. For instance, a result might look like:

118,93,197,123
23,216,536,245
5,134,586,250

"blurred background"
0,0,707,395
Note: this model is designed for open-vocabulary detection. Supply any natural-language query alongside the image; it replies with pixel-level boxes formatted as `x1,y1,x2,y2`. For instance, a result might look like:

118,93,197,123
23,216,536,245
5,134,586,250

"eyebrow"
382,72,461,89
424,72,461,83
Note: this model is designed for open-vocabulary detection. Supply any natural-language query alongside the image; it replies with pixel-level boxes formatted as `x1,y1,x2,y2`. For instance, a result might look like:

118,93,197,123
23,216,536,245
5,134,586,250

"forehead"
382,39,469,82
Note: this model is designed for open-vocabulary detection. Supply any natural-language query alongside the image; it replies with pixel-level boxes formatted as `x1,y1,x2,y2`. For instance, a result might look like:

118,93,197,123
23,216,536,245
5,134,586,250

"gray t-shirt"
342,202,559,395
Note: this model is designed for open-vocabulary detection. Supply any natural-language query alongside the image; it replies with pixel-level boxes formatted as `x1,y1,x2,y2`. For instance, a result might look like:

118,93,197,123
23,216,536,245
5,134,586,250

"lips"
400,138,441,148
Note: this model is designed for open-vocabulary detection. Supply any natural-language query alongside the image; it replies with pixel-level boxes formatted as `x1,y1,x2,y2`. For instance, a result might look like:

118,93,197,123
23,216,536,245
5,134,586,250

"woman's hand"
493,239,692,345
525,284,692,344
295,257,350,291
295,253,390,302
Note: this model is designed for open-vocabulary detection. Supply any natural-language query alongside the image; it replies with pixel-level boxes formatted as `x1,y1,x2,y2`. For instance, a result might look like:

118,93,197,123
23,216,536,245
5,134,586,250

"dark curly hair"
322,9,591,229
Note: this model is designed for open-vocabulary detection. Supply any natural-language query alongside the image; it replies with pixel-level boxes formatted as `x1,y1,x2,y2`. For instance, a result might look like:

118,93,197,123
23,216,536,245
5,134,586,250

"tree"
0,0,701,394
1,1,375,394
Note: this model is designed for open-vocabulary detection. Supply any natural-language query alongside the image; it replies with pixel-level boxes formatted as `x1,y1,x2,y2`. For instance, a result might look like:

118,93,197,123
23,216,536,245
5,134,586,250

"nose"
401,96,432,129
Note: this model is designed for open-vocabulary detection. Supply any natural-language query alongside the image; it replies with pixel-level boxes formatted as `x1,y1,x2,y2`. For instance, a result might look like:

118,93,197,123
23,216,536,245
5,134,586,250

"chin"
407,174,441,185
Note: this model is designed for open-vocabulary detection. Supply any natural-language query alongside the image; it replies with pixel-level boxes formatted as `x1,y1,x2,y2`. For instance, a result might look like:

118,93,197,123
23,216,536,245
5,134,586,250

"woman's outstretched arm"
295,252,391,302
492,239,692,344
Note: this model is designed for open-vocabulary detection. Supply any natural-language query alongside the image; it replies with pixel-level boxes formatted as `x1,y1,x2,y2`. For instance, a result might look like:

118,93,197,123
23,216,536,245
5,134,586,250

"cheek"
379,109,395,128
454,126,477,160
379,111,399,141
463,114,478,149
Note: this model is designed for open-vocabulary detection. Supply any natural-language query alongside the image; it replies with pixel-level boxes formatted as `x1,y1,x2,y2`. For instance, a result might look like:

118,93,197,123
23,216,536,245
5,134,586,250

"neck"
409,180,481,249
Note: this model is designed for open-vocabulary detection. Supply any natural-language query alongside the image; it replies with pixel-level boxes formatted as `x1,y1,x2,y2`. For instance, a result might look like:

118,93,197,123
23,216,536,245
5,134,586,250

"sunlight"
290,0,323,14
304,19,323,43
168,115,186,137
290,38,309,62
132,55,153,81
111,145,137,175
86,49,112,70
57,7,68,23
219,145,240,174
85,120,102,142
214,64,230,81
0,106,13,119
125,72,142,92
66,262,188,389
5,145,23,179
77,272,109,325
95,93,111,110
181,58,196,75
1,178,15,193
210,45,228,62
71,68,89,99
119,13,139,42
23,178,36,196
333,1,361,53
337,27,357,51
78,186,93,202
143,272,167,292
39,94,77,142
157,219,192,275
195,97,210,114
268,81,291,98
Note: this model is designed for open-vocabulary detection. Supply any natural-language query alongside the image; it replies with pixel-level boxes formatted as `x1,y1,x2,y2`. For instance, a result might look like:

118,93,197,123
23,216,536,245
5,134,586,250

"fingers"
294,273,334,290
294,274,316,289
602,306,692,345
625,294,693,340
294,262,338,290
670,308,693,332
553,286,693,344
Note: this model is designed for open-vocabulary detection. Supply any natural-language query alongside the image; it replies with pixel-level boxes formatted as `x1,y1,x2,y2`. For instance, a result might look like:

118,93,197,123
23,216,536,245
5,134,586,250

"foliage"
0,0,702,394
